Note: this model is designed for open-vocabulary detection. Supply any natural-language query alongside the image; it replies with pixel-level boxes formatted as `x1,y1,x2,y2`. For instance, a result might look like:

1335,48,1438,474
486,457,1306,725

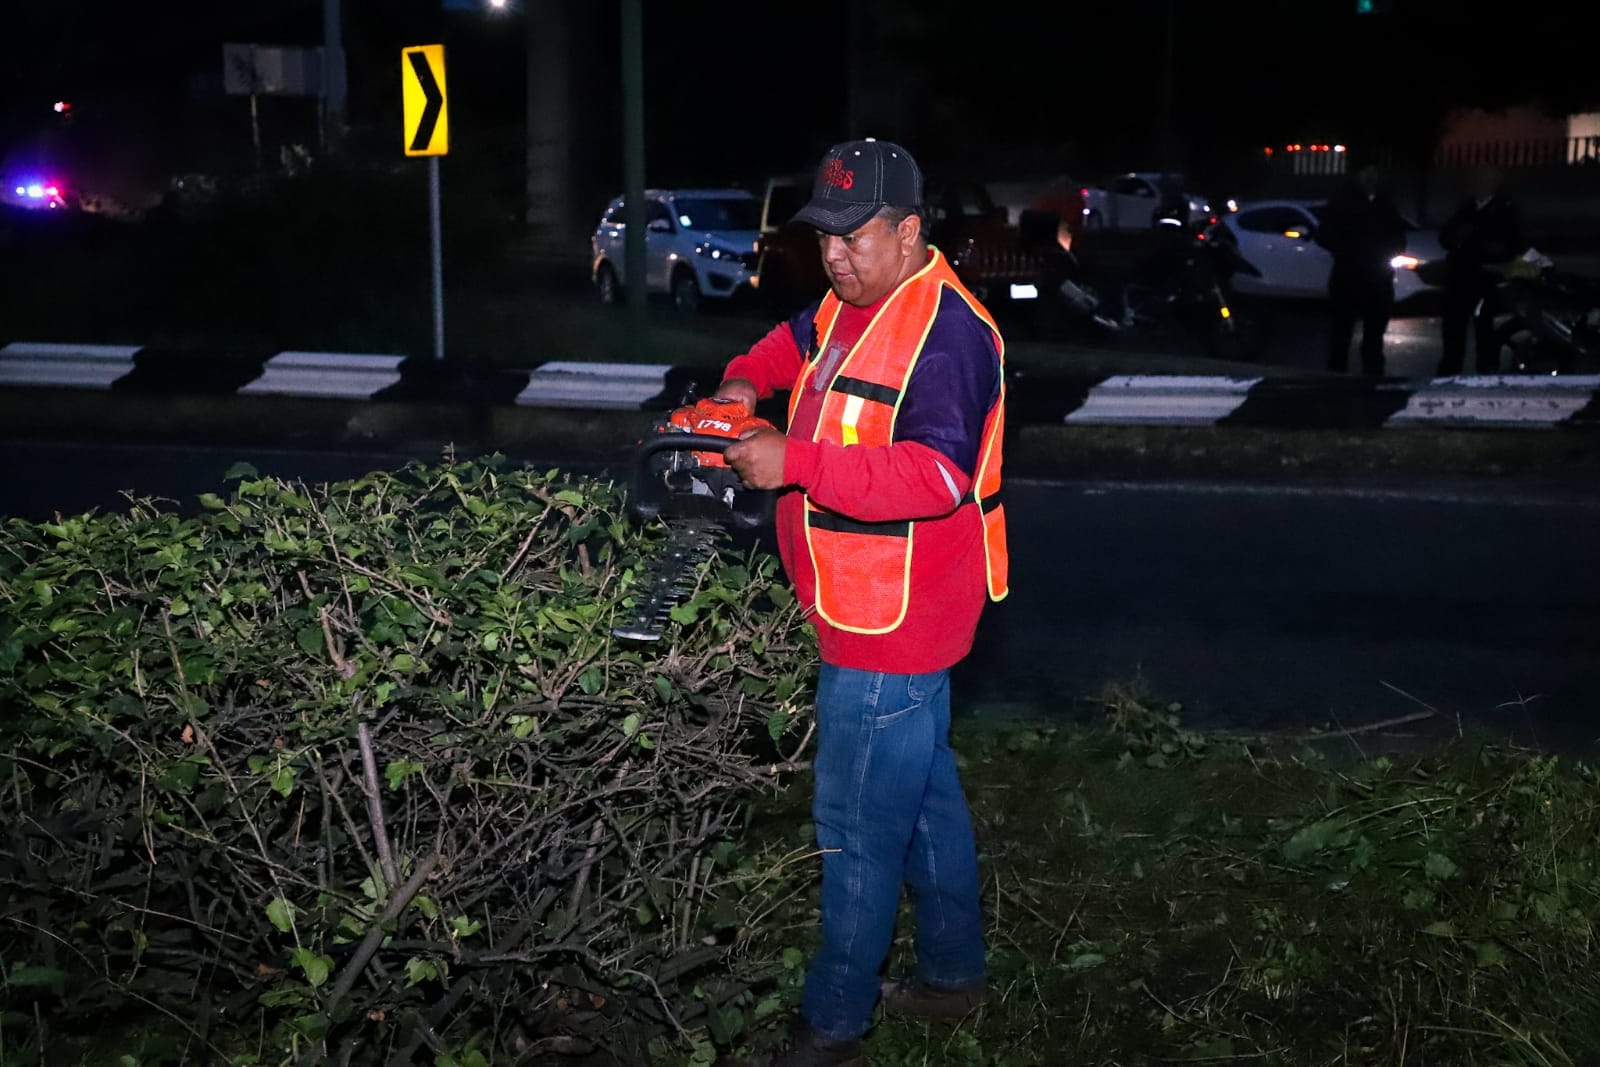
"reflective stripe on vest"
796,247,1009,634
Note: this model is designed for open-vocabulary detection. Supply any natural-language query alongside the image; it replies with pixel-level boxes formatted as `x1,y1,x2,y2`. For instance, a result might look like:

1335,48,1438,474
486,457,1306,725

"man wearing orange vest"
716,139,1008,1067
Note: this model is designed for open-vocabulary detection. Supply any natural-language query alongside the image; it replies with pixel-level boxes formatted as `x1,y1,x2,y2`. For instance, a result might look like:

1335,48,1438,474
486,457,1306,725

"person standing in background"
1315,158,1410,376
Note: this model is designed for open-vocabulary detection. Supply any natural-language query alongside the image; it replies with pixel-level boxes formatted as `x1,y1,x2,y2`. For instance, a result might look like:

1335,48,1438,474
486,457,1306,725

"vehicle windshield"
674,197,761,231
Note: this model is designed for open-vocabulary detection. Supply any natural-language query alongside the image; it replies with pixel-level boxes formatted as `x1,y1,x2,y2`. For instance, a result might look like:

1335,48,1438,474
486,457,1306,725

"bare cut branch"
320,853,441,1020
357,722,400,892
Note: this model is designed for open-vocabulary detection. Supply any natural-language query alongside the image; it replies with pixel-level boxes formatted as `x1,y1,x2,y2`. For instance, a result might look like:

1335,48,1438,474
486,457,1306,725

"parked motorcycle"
1036,215,1270,362
1414,249,1600,374
1491,252,1600,374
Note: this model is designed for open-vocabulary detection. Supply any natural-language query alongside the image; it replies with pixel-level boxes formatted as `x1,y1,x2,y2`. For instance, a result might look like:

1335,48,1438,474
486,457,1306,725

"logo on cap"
822,159,855,191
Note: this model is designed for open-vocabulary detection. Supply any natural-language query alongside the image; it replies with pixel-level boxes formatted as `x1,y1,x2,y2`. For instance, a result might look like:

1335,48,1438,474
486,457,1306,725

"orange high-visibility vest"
788,247,1008,635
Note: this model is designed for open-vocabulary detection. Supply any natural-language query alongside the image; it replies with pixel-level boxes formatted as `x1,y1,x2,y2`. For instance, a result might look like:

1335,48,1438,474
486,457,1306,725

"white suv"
590,188,762,312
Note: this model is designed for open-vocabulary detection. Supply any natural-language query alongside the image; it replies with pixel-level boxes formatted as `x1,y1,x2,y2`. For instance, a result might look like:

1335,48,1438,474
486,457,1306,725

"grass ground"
23,682,1590,1067
694,681,1600,1067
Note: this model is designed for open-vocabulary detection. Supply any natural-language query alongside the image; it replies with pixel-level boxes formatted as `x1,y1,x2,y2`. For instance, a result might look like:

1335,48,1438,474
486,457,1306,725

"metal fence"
1260,145,1350,177
1434,136,1600,169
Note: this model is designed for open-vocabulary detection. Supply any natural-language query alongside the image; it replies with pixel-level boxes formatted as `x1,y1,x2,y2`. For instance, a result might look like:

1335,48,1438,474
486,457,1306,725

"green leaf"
385,760,424,791
1422,920,1457,938
405,957,441,986
510,714,537,739
290,948,332,989
637,732,655,750
391,653,416,672
669,602,700,625
752,992,785,1022
198,492,227,509
707,1005,745,1046
449,916,483,939
578,665,604,695
266,897,296,934
223,461,259,480
654,676,676,702
621,713,642,739
1283,819,1345,862
1473,940,1508,968
257,984,311,1007
169,596,190,617
767,709,790,742
270,764,296,797
296,624,324,656
157,757,204,793
1402,887,1435,911
552,489,585,506
1424,852,1459,881
634,905,654,926
6,965,69,987
414,895,441,920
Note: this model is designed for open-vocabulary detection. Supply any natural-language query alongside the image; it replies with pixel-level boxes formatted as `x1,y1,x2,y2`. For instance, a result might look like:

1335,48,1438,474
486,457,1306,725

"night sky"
4,1,1594,204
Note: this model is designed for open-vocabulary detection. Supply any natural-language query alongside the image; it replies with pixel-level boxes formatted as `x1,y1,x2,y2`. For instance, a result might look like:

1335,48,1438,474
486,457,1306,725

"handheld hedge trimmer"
611,397,776,642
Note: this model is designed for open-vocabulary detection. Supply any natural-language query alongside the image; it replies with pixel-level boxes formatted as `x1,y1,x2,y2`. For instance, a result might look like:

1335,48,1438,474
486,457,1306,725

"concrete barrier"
515,361,678,409
0,343,143,389
1,344,1596,430
238,351,407,399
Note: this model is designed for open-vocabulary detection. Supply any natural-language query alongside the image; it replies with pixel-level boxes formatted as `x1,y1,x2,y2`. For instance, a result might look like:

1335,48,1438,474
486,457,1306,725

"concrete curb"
1047,373,1600,429
3,342,1598,430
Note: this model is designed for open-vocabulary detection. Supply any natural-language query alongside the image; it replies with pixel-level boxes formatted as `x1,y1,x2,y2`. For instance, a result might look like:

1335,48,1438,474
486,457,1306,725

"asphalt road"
5,440,1596,755
961,477,1600,757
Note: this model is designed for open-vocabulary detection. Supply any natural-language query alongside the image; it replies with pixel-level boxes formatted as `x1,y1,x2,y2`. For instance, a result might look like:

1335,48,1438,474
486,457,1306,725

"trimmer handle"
630,433,776,529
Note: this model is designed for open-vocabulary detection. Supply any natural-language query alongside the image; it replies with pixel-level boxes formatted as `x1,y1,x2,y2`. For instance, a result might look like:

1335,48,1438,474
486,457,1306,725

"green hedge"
0,455,817,1065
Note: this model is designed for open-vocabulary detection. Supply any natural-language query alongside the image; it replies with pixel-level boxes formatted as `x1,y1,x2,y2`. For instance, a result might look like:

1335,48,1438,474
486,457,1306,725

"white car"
1221,199,1444,303
1082,172,1211,231
590,188,762,312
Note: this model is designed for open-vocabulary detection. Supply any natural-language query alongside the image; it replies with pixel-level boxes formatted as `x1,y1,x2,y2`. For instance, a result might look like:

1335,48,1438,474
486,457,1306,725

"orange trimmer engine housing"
663,397,775,467
631,396,778,531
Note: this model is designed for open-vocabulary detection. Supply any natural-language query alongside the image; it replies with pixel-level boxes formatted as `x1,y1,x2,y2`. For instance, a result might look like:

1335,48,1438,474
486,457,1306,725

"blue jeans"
800,664,986,1040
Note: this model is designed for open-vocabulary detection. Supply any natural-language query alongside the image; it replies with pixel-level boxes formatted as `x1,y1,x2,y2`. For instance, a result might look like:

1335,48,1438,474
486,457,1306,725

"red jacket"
723,260,1003,673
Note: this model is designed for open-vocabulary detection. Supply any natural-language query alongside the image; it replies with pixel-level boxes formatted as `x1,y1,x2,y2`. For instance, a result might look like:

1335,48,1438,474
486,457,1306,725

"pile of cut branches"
0,455,815,1065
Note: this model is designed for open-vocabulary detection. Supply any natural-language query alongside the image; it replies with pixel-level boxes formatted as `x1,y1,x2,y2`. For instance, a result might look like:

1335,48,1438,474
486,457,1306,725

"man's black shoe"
879,975,986,1020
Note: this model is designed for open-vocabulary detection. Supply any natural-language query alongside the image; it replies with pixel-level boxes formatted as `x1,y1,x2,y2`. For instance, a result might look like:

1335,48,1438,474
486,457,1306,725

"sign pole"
429,156,445,362
401,43,449,362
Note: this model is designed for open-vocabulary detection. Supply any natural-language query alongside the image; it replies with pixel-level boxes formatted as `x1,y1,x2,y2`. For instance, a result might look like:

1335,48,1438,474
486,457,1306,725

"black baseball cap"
791,138,924,236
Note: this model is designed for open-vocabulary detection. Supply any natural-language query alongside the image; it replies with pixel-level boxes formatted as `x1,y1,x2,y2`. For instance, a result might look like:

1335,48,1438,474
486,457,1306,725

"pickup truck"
1082,172,1213,231
752,175,1061,317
